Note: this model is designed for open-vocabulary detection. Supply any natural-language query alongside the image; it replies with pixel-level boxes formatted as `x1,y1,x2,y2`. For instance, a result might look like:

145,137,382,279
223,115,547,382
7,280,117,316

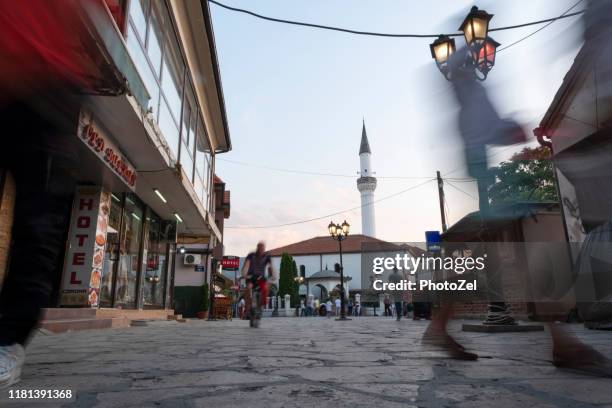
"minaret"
357,120,377,237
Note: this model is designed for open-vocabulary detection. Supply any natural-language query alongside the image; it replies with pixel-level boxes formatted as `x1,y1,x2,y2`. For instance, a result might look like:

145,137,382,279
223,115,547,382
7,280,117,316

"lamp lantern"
328,221,337,237
459,6,493,49
474,36,500,76
429,35,456,78
341,220,350,236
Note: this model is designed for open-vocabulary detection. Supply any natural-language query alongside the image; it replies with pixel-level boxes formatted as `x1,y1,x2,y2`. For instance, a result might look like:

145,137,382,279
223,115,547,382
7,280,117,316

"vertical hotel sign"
60,187,111,307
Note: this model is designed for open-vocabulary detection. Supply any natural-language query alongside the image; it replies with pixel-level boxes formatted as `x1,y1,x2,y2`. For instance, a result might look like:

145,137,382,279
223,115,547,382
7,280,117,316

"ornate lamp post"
328,220,351,320
429,6,518,328
430,5,499,81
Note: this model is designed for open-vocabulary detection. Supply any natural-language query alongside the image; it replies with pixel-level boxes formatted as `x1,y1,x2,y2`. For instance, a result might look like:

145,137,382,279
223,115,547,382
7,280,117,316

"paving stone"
0,317,609,407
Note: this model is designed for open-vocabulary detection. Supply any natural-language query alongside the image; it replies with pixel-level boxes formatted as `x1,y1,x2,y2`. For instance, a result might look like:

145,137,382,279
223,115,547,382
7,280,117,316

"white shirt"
335,299,341,308
326,301,332,311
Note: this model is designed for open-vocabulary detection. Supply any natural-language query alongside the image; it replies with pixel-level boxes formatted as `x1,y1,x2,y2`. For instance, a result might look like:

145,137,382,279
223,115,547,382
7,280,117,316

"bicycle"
247,275,265,328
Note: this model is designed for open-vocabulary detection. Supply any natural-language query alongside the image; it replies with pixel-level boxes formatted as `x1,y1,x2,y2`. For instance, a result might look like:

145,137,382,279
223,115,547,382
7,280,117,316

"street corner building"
534,25,612,326
0,0,232,325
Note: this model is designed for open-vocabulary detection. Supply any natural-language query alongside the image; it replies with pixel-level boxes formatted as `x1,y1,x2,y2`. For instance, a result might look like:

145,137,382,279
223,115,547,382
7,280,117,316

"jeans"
395,302,402,319
0,102,76,346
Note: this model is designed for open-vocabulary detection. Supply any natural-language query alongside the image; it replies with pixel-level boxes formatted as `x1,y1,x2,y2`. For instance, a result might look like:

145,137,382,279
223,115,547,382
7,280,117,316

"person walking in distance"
388,268,403,321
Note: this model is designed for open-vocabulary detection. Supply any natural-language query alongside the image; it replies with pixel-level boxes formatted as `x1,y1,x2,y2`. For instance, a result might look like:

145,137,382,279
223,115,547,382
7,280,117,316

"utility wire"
209,0,584,39
225,178,435,229
497,0,584,53
445,180,478,200
218,157,472,180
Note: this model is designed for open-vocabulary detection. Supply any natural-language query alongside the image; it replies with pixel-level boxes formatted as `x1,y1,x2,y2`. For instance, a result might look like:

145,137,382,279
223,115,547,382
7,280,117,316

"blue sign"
425,231,441,251
194,265,205,272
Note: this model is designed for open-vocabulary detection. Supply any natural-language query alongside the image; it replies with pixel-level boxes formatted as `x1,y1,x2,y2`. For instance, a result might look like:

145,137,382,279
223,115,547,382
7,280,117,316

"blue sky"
210,0,582,255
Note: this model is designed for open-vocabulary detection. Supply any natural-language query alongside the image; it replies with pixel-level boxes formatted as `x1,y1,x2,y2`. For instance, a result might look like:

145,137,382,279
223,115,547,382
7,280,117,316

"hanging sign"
78,109,137,190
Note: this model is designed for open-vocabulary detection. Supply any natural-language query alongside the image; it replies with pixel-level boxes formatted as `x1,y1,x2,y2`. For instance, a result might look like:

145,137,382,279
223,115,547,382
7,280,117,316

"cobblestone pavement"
2,317,612,407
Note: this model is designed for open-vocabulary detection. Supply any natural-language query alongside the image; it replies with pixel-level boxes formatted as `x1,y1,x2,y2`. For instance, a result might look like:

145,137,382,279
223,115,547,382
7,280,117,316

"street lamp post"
429,5,516,328
328,220,351,321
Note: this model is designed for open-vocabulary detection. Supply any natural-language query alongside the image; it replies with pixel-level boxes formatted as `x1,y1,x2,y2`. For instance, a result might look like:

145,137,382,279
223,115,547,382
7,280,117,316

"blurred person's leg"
0,106,75,347
549,322,612,376
0,102,76,388
423,303,478,360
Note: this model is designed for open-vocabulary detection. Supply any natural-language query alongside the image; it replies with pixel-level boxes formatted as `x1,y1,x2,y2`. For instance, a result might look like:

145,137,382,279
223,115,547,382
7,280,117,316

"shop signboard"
425,231,441,252
222,256,240,271
78,109,137,190
60,186,111,307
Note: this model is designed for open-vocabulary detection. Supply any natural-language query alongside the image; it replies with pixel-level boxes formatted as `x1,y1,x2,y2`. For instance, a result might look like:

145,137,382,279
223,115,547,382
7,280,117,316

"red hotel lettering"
75,234,88,246
70,272,82,285
77,216,91,228
73,253,85,265
79,198,93,211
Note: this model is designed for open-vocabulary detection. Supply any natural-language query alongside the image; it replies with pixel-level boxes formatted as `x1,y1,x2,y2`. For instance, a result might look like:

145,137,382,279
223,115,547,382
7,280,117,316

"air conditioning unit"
183,254,202,266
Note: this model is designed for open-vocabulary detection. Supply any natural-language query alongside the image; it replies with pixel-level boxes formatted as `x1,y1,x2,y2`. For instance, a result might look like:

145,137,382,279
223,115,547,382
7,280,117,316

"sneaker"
0,344,25,389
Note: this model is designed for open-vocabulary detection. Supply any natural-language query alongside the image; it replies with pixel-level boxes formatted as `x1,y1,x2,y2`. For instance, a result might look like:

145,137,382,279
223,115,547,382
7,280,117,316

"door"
100,193,123,307
113,194,144,308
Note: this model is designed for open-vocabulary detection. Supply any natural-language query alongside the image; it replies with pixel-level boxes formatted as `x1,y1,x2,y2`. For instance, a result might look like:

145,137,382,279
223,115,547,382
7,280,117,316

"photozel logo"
371,278,477,292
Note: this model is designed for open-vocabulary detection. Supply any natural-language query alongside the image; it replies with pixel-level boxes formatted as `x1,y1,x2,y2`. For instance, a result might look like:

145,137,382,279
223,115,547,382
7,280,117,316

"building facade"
0,0,231,311
535,26,612,323
268,235,420,301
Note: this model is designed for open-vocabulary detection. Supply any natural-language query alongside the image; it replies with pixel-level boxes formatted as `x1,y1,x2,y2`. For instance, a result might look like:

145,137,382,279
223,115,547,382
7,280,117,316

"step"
96,308,173,320
41,308,97,321
39,317,130,333
40,318,114,333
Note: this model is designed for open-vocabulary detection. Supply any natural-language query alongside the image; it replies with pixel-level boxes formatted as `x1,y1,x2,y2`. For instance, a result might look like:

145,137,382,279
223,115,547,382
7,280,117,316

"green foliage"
488,146,558,206
200,283,210,311
278,253,299,306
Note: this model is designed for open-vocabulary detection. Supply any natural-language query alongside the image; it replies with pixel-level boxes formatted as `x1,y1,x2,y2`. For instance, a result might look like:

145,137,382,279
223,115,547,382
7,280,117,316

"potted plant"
196,283,210,319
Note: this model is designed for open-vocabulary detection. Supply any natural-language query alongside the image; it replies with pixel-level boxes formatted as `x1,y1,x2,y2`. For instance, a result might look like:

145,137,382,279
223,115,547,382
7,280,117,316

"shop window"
147,5,163,78
158,99,179,158
114,194,144,308
127,0,147,39
194,175,205,206
180,143,194,182
100,193,123,307
126,24,159,113
143,212,167,307
161,30,184,123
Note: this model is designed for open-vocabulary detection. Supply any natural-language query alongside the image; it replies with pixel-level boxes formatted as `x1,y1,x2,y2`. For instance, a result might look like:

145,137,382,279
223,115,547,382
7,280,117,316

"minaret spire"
360,119,371,155
357,120,377,237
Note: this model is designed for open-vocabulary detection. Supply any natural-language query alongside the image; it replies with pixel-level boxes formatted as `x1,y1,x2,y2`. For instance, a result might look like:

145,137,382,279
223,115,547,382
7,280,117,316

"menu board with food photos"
60,186,111,307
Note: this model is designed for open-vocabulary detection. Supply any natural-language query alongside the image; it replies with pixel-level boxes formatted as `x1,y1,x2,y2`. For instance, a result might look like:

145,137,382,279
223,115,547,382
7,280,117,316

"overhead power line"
225,178,436,229
218,157,469,180
497,0,584,53
208,0,584,39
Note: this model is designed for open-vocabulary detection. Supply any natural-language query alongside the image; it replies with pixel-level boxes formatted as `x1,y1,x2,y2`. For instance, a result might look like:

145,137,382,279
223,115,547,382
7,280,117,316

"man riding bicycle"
241,242,276,321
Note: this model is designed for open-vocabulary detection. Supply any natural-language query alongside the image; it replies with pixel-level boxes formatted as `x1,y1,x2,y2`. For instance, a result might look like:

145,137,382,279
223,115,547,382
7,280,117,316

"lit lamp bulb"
430,35,456,79
459,6,493,49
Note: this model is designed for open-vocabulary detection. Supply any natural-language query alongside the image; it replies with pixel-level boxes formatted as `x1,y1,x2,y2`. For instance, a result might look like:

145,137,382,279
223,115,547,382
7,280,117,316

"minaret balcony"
357,176,377,192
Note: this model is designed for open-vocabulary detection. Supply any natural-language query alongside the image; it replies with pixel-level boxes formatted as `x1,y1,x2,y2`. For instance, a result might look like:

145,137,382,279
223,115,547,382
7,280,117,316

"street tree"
278,253,298,306
488,146,558,205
